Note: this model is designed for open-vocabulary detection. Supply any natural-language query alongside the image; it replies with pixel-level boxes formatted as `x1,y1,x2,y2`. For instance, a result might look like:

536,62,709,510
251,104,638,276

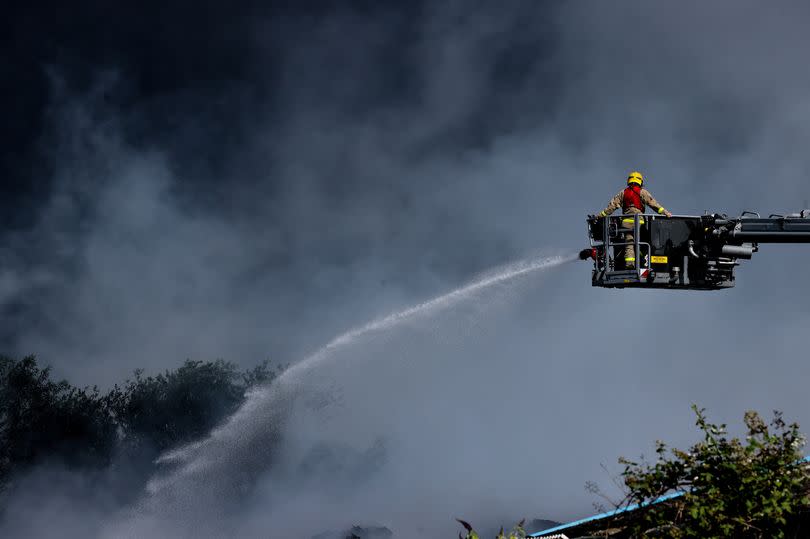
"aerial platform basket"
579,210,810,291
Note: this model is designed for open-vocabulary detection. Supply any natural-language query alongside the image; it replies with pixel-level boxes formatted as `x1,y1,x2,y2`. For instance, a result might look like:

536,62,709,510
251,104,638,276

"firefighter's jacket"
598,187,667,218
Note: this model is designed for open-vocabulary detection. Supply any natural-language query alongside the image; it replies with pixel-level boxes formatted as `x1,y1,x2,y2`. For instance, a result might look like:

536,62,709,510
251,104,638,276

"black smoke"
3,1,810,537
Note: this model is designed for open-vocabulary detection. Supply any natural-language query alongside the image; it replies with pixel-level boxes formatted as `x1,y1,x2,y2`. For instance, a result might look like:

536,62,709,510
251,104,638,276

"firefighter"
595,171,672,269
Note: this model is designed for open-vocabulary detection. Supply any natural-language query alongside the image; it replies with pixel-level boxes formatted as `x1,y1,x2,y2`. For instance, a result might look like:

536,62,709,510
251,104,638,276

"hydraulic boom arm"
711,210,810,243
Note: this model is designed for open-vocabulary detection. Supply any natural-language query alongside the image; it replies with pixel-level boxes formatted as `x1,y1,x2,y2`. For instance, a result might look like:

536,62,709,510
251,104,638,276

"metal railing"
588,213,657,276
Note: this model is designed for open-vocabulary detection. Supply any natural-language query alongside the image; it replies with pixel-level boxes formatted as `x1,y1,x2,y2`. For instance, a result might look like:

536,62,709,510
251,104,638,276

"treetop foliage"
0,355,282,494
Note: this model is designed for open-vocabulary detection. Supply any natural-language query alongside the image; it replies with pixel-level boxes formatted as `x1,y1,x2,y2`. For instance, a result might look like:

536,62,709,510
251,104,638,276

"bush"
618,405,810,538
455,518,526,539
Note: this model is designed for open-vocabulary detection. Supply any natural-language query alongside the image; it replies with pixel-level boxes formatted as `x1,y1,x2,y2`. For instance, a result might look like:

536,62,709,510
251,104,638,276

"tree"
111,359,281,452
0,355,283,496
618,405,810,538
0,355,118,487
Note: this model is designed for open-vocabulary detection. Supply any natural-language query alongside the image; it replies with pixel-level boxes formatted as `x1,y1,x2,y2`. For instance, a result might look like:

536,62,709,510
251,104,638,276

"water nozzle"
579,248,597,261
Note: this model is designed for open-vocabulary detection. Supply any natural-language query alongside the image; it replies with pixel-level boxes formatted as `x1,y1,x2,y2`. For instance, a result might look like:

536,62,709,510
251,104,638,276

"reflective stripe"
621,218,645,224
624,257,636,262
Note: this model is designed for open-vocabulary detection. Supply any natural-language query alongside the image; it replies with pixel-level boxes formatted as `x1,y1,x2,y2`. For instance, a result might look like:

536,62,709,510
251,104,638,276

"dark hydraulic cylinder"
721,245,755,259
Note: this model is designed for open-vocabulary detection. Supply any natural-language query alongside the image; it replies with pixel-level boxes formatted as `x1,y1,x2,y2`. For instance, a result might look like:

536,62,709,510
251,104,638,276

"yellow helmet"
627,171,644,186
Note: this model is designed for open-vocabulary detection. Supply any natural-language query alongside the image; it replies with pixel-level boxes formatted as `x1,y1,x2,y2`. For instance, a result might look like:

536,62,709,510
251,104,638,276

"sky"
3,0,810,537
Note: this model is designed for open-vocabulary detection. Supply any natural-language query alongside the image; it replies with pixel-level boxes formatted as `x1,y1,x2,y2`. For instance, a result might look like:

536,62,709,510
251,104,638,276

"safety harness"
622,185,644,213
